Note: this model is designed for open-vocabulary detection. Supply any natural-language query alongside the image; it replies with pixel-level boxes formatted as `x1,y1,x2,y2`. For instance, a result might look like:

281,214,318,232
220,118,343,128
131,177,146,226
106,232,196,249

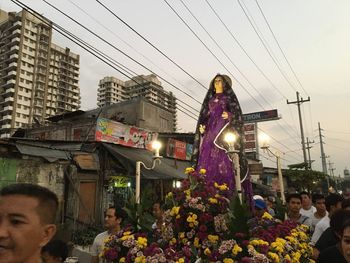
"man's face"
341,226,350,262
301,194,311,207
0,195,56,263
104,208,120,231
152,203,163,220
288,197,301,214
314,199,326,214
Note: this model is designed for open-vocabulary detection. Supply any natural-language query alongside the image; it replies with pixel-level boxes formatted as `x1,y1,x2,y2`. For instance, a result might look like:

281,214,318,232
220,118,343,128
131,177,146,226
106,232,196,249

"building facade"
97,74,177,131
0,9,80,137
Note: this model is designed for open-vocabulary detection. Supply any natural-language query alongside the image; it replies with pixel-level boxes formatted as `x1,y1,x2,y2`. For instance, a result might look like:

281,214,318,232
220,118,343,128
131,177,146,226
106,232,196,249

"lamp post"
224,132,242,202
135,140,162,204
260,134,286,203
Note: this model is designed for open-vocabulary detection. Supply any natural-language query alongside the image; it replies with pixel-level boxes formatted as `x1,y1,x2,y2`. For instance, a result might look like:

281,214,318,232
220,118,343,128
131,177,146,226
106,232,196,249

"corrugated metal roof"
103,143,188,180
16,143,71,162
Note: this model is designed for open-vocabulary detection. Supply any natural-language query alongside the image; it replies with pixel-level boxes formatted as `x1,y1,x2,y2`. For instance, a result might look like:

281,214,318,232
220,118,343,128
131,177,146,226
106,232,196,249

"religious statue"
192,74,252,199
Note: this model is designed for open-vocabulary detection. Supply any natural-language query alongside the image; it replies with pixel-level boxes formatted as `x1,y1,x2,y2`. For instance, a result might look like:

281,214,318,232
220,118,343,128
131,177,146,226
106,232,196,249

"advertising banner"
244,123,256,152
95,118,157,150
167,138,192,161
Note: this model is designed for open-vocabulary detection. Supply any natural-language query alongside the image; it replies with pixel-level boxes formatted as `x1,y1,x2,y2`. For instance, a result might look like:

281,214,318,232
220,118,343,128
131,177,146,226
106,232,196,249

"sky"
1,0,350,175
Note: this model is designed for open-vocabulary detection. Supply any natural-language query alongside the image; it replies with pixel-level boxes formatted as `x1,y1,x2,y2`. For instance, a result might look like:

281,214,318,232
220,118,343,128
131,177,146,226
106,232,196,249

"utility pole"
306,137,314,169
318,122,329,190
287,91,310,169
328,160,336,191
318,122,328,174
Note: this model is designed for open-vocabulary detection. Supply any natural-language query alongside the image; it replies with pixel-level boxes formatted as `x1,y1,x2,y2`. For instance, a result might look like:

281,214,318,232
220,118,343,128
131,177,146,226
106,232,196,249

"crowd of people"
1,182,350,263
251,191,350,263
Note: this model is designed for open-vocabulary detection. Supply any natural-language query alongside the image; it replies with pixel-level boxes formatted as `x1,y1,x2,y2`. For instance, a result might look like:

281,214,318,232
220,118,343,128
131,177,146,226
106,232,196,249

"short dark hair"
312,193,325,203
341,219,350,237
108,206,126,222
286,193,302,203
300,191,310,198
41,239,68,260
330,210,350,237
0,183,58,224
325,193,343,212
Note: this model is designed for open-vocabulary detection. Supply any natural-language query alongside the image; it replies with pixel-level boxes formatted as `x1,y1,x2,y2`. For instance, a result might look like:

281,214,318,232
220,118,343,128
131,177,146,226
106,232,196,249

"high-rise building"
97,76,126,107
97,74,177,131
0,9,80,137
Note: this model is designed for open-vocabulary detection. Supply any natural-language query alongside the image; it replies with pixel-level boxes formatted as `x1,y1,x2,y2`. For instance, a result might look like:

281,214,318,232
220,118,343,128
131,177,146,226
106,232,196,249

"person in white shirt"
309,193,328,230
90,207,125,263
300,191,316,218
311,193,343,245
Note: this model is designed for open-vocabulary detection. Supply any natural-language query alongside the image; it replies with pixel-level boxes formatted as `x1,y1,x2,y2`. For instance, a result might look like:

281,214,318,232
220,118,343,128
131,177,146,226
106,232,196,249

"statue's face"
214,77,224,94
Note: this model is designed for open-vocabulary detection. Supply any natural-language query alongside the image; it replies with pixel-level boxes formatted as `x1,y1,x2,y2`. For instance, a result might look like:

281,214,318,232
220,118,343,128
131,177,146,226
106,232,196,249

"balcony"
5,97,14,103
2,115,12,121
9,54,18,60
11,37,20,44
0,106,13,112
12,21,22,28
1,124,11,129
12,29,21,36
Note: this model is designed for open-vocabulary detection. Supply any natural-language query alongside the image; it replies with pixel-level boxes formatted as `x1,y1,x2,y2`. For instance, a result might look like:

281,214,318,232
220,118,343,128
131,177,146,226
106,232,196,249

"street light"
260,134,286,203
224,131,242,202
135,140,162,204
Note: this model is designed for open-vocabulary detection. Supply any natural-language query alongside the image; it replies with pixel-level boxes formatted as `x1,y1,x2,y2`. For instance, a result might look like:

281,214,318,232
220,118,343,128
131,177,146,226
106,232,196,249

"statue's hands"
199,124,205,134
222,111,229,119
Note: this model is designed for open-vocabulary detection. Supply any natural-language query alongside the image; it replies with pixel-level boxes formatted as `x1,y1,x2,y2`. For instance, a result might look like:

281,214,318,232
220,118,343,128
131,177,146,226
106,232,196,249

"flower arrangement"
101,169,314,263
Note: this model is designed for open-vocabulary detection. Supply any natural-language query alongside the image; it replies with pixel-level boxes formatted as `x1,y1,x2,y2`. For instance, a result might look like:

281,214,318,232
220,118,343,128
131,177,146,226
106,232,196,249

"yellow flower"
204,247,211,256
135,256,146,263
179,232,185,239
284,254,291,261
119,257,126,263
262,212,273,220
123,231,132,236
208,198,218,204
214,182,229,191
170,206,180,216
199,168,206,174
176,258,185,263
194,237,200,248
232,244,242,256
268,252,280,263
208,235,219,243
136,237,147,248
170,238,177,245
185,167,195,174
119,233,133,241
223,259,234,263
166,192,173,199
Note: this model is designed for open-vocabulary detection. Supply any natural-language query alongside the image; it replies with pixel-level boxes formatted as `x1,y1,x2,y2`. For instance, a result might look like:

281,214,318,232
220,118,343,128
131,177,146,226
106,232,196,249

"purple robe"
196,93,235,191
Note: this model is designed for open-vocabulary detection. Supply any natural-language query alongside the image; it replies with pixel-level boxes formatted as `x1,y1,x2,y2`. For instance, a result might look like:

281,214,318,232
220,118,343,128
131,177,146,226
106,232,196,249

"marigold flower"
136,237,147,248
199,168,206,174
223,258,234,263
119,257,126,263
208,198,218,204
170,206,180,216
208,234,219,243
194,237,200,248
185,167,195,174
262,212,273,220
232,244,242,256
204,247,211,256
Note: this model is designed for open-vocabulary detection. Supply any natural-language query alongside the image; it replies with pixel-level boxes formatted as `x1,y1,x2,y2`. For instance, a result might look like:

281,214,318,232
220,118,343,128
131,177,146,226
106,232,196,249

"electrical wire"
237,0,298,92
42,0,203,109
254,0,309,97
12,0,199,123
95,0,208,91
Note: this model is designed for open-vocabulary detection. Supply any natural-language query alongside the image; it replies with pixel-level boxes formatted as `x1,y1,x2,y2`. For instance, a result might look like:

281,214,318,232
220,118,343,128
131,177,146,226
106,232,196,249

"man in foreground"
91,207,125,263
0,183,58,263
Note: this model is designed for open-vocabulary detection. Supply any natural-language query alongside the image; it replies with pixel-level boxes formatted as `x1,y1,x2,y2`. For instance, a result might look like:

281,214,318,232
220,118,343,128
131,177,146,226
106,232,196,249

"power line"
66,0,200,105
163,0,266,110
166,0,301,146
254,0,310,97
12,0,199,123
204,0,287,100
42,0,202,111
95,0,208,91
236,0,297,93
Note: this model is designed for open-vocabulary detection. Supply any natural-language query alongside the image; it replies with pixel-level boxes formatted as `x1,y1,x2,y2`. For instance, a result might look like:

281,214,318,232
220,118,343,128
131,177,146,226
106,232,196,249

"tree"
284,168,327,192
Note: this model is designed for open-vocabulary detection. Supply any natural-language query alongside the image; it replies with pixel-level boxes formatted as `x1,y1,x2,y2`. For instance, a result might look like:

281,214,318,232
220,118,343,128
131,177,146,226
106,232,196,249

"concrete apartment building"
98,74,177,131
0,9,80,137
